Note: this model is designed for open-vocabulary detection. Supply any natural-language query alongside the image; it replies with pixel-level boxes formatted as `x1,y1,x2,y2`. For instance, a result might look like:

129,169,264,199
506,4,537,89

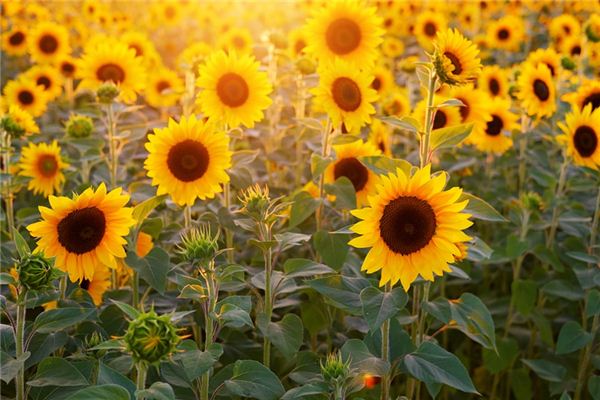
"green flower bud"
561,56,576,71
296,57,316,75
239,184,271,222
124,309,180,365
321,351,351,384
586,25,600,43
65,114,94,138
16,253,59,291
97,83,120,104
521,191,544,211
1,116,26,138
178,225,219,265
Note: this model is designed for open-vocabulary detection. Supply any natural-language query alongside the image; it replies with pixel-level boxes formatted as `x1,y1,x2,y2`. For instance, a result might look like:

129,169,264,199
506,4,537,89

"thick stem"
201,262,217,400
315,119,332,232
574,314,598,400
1,130,14,240
546,156,569,250
15,291,26,400
420,71,438,168
263,224,273,368
224,182,234,264
184,205,192,229
106,103,118,189
380,283,392,400
136,363,147,396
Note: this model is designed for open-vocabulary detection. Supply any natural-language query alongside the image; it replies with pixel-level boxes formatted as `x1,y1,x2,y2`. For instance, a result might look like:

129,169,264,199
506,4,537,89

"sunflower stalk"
316,118,332,232
200,260,217,400
136,362,147,395
420,68,438,168
15,289,26,400
262,221,274,368
574,313,599,400
1,129,15,240
380,283,392,400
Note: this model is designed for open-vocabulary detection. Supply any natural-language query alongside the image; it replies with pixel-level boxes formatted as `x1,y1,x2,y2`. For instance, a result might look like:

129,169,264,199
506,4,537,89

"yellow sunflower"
325,140,381,207
3,78,48,117
562,79,600,112
2,27,28,56
433,28,482,86
526,48,562,77
586,14,600,42
121,31,160,67
381,36,405,59
413,97,462,132
549,14,581,42
23,65,63,101
517,62,556,118
560,36,582,58
415,11,448,51
196,50,272,128
18,140,69,197
349,164,472,290
27,183,135,282
2,105,40,136
78,265,110,306
144,115,232,206
77,39,146,104
28,21,71,64
56,55,78,79
469,98,518,154
177,42,213,71
487,15,525,52
312,57,378,133
218,27,254,55
288,28,309,59
383,90,411,117
557,105,600,170
304,0,384,67
368,119,392,157
146,68,184,109
478,65,509,98
371,64,395,98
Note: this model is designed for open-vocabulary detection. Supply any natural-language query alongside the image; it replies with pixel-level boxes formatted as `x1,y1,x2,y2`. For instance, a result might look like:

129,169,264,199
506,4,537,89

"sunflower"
177,42,213,71
196,50,272,128
368,119,392,157
312,58,378,133
413,97,462,132
27,183,135,282
487,15,525,52
77,38,146,104
288,28,309,59
1,105,40,136
151,0,183,26
56,55,78,79
557,105,600,170
28,21,70,64
371,64,395,97
469,98,518,154
562,79,600,112
560,36,582,58
478,65,509,98
3,78,48,117
383,90,411,117
325,140,381,207
549,14,581,42
526,48,561,77
144,115,232,206
78,265,110,306
146,68,184,109
304,0,384,67
2,27,28,56
349,164,472,290
381,36,405,59
432,28,482,86
448,85,492,141
218,28,254,55
121,31,160,67
23,65,63,101
586,13,600,42
415,11,447,51
18,141,69,197
516,62,556,118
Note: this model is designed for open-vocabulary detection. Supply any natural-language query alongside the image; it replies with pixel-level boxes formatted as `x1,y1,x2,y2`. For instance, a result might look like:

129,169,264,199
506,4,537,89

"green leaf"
281,383,328,400
33,307,95,334
436,98,466,108
511,280,537,316
521,359,566,382
132,195,167,225
460,192,507,222
310,153,332,179
0,272,16,285
91,339,125,351
28,357,89,387
482,337,519,373
566,251,600,264
111,299,141,319
506,234,528,259
0,351,30,383
219,303,253,329
402,341,478,394
360,286,408,332
555,321,592,354
170,344,223,382
13,228,31,258
325,177,356,209
65,384,130,400
224,360,285,400
430,123,473,150
260,314,304,359
585,289,600,317
379,115,421,133
97,362,136,400
25,332,68,369
560,392,572,400
510,368,533,400
542,279,584,301
312,230,349,271
361,156,412,176
306,275,370,315
283,258,334,279
126,247,170,294
341,339,390,376
449,293,497,350
589,375,600,400
289,191,319,228
137,382,175,400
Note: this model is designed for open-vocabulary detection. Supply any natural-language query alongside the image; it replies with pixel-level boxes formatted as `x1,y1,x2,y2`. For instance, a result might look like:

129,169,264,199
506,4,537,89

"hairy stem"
380,283,392,400
15,291,26,400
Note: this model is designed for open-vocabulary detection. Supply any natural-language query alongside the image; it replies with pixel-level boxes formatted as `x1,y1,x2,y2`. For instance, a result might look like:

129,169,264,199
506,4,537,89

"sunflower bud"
16,253,59,291
521,192,544,211
398,56,419,73
321,351,351,385
0,116,25,138
561,56,576,71
239,184,271,222
97,83,120,104
65,114,94,138
178,225,219,265
585,16,600,43
124,309,180,365
296,57,316,75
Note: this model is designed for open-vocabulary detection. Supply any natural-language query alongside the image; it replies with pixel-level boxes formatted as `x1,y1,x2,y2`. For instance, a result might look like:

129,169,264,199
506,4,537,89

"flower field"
1,1,600,399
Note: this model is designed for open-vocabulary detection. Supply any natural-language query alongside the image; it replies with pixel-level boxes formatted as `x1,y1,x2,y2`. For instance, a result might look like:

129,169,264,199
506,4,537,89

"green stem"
380,283,392,400
546,156,569,251
136,363,147,397
224,182,234,264
517,116,529,194
59,275,67,301
1,130,14,240
15,291,26,400
295,74,306,188
201,262,217,400
316,118,332,232
263,223,273,368
106,103,118,189
420,71,437,168
574,314,598,400
132,270,139,309
184,205,192,229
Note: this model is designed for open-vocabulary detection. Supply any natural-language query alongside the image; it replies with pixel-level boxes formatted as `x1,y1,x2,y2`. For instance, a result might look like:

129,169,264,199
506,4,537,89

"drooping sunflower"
1,105,40,136
23,65,63,101
304,0,384,67
18,141,69,197
368,119,392,157
146,68,184,109
562,79,600,112
312,57,378,133
325,140,381,207
144,115,232,206
448,85,492,142
516,62,556,118
415,11,448,51
28,21,71,64
77,39,146,104
78,265,110,306
478,65,509,98
557,105,600,170
486,15,525,52
196,50,272,128
27,183,136,282
526,48,561,77
2,27,28,56
433,28,482,86
3,78,48,117
469,98,518,154
349,164,472,290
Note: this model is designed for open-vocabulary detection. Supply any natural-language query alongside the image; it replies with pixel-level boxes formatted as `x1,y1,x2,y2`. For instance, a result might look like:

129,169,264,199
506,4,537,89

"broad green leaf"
589,375,600,400
430,123,473,150
33,307,95,334
300,291,329,337
325,177,356,209
132,194,167,225
306,275,370,315
467,237,493,262
361,156,412,176
312,230,349,271
506,234,528,259
281,383,328,400
0,351,30,383
521,359,566,382
310,153,332,179
510,368,533,400
111,299,140,319
289,191,319,228
126,247,170,294
332,134,361,145
555,321,592,354
560,392,572,400
97,362,136,400
542,279,584,301
171,344,223,382
28,357,88,387
585,289,600,317
402,341,478,394
482,337,519,373
137,382,175,400
13,229,31,258
360,286,408,332
436,98,466,108
283,258,334,279
66,384,130,400
219,303,253,329
25,332,68,369
566,251,599,264
379,115,421,132
260,314,304,359
511,280,537,316
460,192,507,222
449,293,497,350
341,339,390,376
0,272,16,285
224,360,285,400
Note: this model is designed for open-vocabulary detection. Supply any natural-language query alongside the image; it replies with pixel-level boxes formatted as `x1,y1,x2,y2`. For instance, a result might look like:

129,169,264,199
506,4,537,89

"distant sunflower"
433,28,482,86
77,39,146,104
487,15,524,52
549,14,581,42
448,85,492,142
23,65,63,101
381,36,404,59
304,0,384,67
325,140,381,207
288,28,308,59
3,27,28,56
469,98,518,154
196,50,272,128
312,58,378,133
28,21,71,64
526,48,561,77
3,78,48,117
415,11,447,51
562,79,600,112
18,141,69,197
144,115,232,206
349,164,472,290
56,55,78,79
560,36,582,58
146,68,184,109
121,31,160,67
218,28,254,55
370,64,394,97
413,97,462,131
2,105,40,136
557,105,600,170
517,63,556,118
478,65,509,98
78,265,110,306
368,119,392,157
383,90,411,117
27,183,135,282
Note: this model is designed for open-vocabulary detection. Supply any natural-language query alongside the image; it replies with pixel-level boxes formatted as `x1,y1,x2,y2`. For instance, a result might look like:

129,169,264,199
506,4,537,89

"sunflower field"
1,0,600,399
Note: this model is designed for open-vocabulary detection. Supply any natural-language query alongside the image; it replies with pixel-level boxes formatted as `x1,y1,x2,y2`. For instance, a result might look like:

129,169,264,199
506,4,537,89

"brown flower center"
457,97,470,120
582,92,600,111
39,34,58,54
129,44,143,57
80,279,91,290
295,39,306,55
37,154,58,177
18,90,34,105
424,22,437,37
9,31,25,46
433,109,448,129
573,125,598,157
533,79,550,101
37,76,51,90
333,157,369,192
486,115,503,136
571,45,581,56
371,76,382,91
332,77,361,112
96,63,126,83
379,196,437,255
444,51,463,75
57,207,106,254
326,18,362,55
488,78,500,96
61,62,75,77
216,73,249,107
156,80,170,93
167,139,210,182
497,28,510,40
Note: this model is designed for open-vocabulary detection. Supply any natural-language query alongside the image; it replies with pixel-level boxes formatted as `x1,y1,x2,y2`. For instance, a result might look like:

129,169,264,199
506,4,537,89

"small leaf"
522,359,566,382
13,229,31,258
0,272,16,286
436,98,466,108
482,337,519,373
224,360,285,400
360,286,408,331
289,191,319,228
555,321,592,354
341,339,389,376
111,299,141,320
325,176,356,209
430,123,473,150
585,289,600,317
306,275,371,315
0,351,30,383
460,192,507,222
379,115,421,132
132,195,167,225
137,382,176,400
449,293,497,350
511,280,537,316
312,230,349,271
284,258,334,279
260,314,304,359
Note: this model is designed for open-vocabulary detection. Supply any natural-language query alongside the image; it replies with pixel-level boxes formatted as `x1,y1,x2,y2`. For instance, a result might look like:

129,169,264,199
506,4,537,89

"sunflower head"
239,184,272,221
433,28,482,86
321,351,351,386
516,62,556,118
17,253,61,292
178,225,220,265
124,309,181,366
557,104,600,170
1,105,39,137
65,114,94,138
